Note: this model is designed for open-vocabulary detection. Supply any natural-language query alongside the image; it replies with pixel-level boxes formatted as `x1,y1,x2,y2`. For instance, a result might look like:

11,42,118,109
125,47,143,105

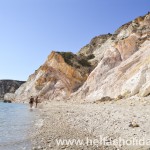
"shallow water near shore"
0,101,38,150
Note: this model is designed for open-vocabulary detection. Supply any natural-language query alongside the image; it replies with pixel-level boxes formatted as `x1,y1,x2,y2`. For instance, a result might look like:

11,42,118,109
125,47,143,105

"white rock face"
72,13,150,102
121,66,147,96
140,82,150,97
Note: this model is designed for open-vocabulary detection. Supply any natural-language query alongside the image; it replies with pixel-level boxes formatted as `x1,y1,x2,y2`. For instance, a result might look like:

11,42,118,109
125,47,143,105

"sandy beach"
31,96,150,150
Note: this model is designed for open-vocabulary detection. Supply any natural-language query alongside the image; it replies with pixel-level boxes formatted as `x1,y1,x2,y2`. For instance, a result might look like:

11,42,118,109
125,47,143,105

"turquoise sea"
0,102,37,150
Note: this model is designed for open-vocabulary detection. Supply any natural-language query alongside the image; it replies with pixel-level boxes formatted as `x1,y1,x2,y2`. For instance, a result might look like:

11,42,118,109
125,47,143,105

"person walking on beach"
29,96,34,109
35,96,39,108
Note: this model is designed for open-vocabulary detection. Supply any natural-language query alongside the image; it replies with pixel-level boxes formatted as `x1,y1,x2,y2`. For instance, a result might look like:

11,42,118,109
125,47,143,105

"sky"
0,0,150,81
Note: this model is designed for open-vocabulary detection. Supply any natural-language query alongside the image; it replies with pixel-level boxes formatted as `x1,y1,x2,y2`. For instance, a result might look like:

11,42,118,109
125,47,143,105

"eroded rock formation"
12,51,94,102
73,13,150,102
5,12,150,102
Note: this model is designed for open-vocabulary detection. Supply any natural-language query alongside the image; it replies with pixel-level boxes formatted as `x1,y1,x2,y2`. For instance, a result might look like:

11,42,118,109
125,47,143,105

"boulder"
4,93,15,101
3,100,12,103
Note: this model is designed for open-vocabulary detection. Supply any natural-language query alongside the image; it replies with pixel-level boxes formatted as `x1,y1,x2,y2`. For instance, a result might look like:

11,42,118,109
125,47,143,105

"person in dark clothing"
35,96,39,108
29,96,34,108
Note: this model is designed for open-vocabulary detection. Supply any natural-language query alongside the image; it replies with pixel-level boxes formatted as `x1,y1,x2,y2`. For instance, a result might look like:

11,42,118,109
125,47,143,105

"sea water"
0,101,37,150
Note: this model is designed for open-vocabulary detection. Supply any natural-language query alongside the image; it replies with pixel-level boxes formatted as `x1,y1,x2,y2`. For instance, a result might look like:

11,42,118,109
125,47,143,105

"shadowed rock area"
0,80,25,100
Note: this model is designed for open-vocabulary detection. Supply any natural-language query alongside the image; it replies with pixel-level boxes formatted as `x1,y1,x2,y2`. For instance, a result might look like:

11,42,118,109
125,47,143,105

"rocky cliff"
0,80,25,100
73,12,150,102
5,12,150,102
12,51,95,102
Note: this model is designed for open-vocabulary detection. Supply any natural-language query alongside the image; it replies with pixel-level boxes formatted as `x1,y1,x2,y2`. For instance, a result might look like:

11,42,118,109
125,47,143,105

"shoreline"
0,103,36,150
31,97,150,150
